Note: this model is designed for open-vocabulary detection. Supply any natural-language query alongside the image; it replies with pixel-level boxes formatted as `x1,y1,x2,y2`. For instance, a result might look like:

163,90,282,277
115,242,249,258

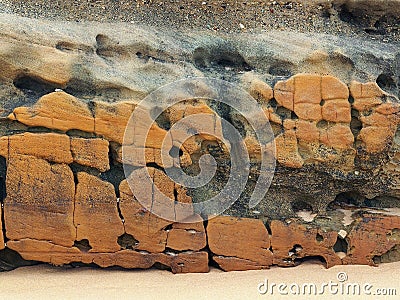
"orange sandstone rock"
166,216,206,251
321,75,349,100
294,74,322,105
70,137,110,172
271,220,342,268
248,78,273,103
4,155,75,247
343,214,400,266
7,133,73,164
321,99,351,123
94,101,136,144
0,137,8,158
275,130,304,168
274,77,294,111
207,216,273,270
7,239,209,273
119,176,171,253
9,92,94,132
74,172,125,252
319,124,354,150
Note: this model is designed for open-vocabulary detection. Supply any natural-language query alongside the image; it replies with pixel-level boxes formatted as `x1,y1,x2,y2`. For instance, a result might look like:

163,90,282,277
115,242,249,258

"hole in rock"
316,120,328,129
329,191,365,209
294,255,327,267
269,98,278,108
316,233,324,242
289,244,303,256
13,75,61,97
376,73,397,93
373,244,400,264
73,239,92,252
291,200,313,213
364,195,400,208
276,106,292,120
0,248,39,271
100,161,126,198
153,262,172,271
350,116,362,137
338,4,363,26
268,61,294,77
193,47,210,68
333,236,348,254
153,108,171,131
164,224,173,232
117,233,139,250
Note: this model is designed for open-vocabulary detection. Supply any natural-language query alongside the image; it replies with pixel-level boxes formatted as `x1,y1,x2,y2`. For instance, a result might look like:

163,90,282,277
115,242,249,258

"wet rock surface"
0,8,399,273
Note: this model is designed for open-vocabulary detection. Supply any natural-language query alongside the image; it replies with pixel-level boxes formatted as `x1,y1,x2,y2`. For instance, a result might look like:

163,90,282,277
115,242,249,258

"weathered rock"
0,10,399,273
207,216,273,270
4,155,75,247
271,220,342,268
343,213,400,265
70,138,110,172
9,92,94,132
74,172,124,252
94,101,136,144
7,239,209,273
5,133,73,164
119,169,196,253
166,216,207,251
350,81,400,153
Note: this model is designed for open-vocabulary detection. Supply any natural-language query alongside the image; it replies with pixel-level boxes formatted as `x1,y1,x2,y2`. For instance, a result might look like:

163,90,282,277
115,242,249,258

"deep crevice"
316,233,324,242
13,74,62,97
100,147,125,198
0,248,39,271
0,156,7,244
146,162,165,173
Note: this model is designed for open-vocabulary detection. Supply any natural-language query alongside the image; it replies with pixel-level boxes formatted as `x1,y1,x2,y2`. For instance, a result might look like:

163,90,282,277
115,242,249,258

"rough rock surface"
0,5,399,273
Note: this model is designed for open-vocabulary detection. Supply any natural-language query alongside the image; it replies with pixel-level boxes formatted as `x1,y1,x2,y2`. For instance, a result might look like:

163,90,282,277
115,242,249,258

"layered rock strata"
0,13,399,273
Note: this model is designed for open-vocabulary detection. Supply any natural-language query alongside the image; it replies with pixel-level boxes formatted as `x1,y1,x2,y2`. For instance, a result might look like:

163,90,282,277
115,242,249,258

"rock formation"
0,6,399,273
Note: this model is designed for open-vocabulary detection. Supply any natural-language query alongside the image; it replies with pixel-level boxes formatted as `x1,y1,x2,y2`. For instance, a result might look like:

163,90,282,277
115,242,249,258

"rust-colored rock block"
321,75,349,100
94,101,136,144
9,92,94,132
207,216,273,270
294,74,321,105
343,214,400,266
275,130,304,168
271,220,342,268
70,137,110,172
74,172,125,252
4,155,75,247
321,99,351,123
7,133,73,164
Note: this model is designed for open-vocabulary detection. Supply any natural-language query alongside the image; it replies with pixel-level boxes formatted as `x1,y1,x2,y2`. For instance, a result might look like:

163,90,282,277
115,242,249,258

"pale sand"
0,261,399,300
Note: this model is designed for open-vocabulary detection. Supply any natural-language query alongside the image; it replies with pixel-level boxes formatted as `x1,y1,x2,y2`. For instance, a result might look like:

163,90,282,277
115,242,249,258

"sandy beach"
0,261,399,300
